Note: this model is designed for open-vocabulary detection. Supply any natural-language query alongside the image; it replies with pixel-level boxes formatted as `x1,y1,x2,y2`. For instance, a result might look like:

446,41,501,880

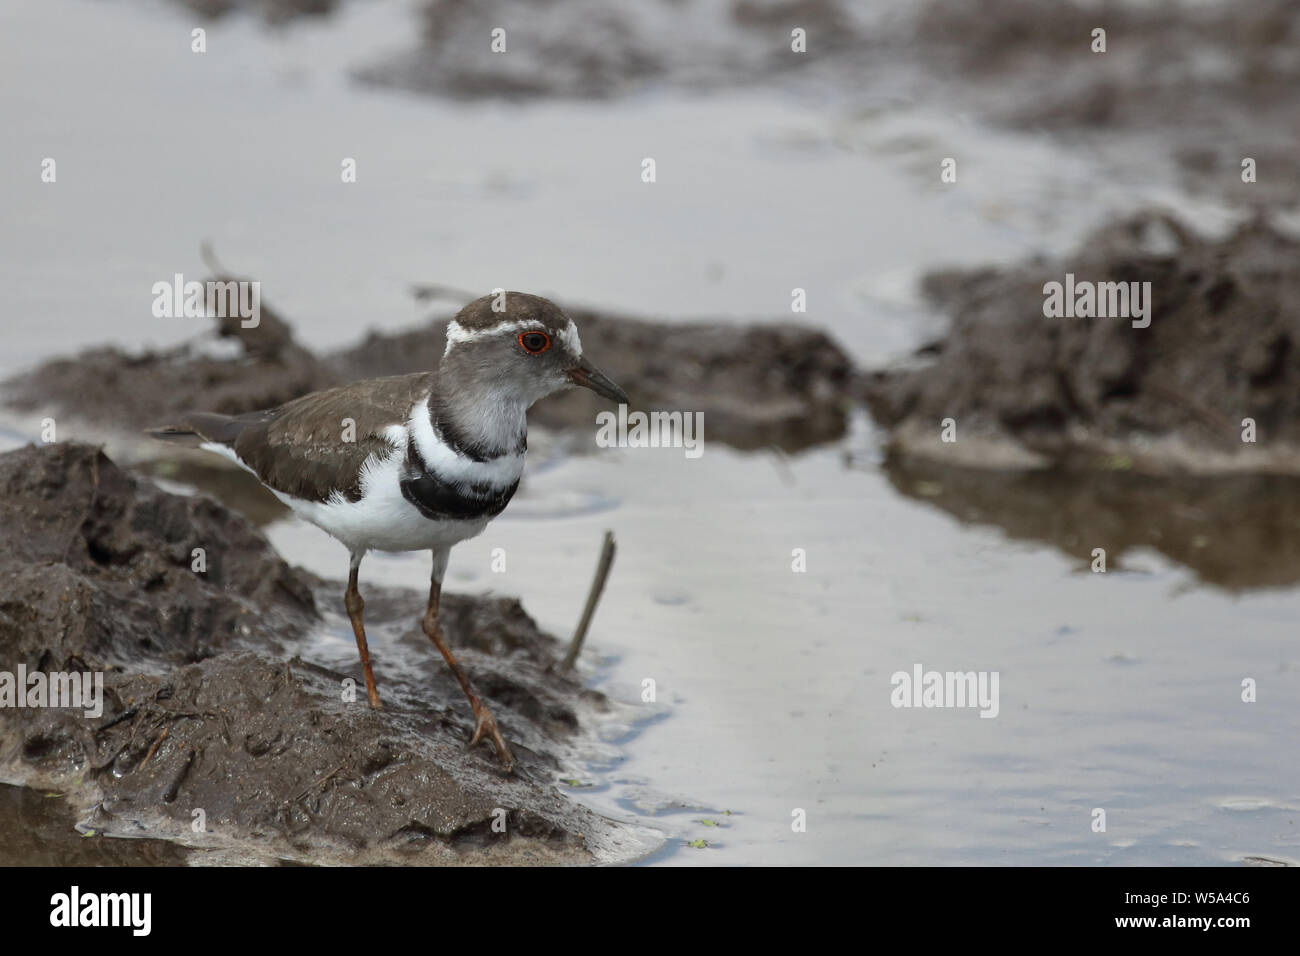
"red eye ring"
518,331,551,354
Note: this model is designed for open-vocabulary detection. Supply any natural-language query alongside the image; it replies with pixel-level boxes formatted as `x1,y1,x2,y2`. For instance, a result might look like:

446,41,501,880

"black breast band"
399,442,518,521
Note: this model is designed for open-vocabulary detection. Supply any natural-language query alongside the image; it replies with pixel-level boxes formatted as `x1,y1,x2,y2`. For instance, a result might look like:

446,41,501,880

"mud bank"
865,211,1300,475
911,0,1300,208
2,288,856,457
355,0,877,101
172,0,337,23
0,443,646,865
336,304,855,452
168,0,1296,208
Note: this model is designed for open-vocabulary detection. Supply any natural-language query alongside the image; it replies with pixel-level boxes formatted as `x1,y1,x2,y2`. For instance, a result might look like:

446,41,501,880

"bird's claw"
470,705,515,773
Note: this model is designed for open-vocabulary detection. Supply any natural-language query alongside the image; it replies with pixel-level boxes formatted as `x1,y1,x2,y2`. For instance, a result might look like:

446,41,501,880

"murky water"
2,0,1296,865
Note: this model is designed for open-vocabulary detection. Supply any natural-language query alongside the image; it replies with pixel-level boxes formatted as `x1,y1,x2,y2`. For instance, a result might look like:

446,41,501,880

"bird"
150,292,628,772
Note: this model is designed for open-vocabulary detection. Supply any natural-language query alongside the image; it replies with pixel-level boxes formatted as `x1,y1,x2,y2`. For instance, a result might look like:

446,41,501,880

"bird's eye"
518,331,551,354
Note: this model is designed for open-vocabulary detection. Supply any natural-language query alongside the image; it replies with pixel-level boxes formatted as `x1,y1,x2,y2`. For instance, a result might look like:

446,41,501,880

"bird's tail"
146,412,245,448
147,425,205,447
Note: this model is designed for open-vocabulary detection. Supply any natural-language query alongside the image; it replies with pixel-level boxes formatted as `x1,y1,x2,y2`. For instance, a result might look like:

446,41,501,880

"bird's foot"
470,703,515,773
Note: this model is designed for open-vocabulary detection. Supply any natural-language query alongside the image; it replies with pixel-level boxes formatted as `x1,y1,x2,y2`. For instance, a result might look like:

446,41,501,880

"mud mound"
335,306,856,452
0,443,645,864
3,295,858,455
0,442,316,670
912,0,1300,207
172,0,337,23
159,0,1298,206
865,211,1300,474
356,0,875,101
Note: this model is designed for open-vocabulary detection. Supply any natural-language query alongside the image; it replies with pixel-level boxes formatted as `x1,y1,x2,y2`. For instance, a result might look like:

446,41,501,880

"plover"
151,292,628,771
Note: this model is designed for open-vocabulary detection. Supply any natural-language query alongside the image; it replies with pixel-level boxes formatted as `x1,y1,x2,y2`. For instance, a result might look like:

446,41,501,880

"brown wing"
203,372,435,503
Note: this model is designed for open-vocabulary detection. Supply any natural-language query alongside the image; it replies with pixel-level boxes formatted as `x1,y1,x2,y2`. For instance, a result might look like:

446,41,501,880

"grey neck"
426,366,528,462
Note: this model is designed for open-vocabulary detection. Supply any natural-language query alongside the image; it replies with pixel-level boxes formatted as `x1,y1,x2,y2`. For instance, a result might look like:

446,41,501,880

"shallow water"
1,0,1297,865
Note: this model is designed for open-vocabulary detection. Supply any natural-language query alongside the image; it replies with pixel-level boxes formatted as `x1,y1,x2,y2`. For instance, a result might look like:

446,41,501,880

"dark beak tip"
568,364,628,405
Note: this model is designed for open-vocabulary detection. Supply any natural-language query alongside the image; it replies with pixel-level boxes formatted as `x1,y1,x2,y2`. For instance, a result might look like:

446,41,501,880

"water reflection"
882,454,1300,591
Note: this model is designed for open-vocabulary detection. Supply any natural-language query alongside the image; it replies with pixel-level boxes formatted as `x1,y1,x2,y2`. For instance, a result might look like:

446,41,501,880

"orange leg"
422,577,514,772
344,561,383,710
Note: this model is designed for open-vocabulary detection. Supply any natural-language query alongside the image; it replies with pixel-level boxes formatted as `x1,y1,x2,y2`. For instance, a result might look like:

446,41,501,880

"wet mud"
354,0,875,101
2,284,857,457
910,0,1300,208
0,443,649,864
172,0,338,24
221,0,1298,209
866,211,1300,475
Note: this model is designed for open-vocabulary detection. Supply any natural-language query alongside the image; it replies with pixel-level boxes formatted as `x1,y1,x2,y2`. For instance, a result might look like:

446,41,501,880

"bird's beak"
566,357,628,405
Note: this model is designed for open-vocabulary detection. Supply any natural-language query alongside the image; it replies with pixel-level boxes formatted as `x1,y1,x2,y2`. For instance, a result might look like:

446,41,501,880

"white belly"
201,440,494,555
272,449,492,554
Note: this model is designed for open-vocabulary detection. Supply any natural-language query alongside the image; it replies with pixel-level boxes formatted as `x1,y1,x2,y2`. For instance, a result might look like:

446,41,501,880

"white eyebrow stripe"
443,318,582,356
555,321,582,356
444,319,532,355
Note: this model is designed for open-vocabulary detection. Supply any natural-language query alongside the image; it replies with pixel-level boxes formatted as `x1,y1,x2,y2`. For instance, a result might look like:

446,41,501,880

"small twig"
409,282,480,305
199,239,230,277
146,706,222,721
140,727,168,768
561,531,617,673
286,763,345,808
94,708,138,735
767,445,796,486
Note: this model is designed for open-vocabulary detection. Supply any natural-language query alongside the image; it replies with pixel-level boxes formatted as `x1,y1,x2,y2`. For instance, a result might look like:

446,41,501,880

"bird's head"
441,292,628,408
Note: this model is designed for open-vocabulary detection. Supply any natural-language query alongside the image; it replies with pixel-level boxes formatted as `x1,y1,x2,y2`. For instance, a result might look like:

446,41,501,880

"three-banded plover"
152,292,628,771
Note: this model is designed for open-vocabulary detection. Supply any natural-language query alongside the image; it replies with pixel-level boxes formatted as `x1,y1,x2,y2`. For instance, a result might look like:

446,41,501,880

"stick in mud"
561,531,617,673
140,727,168,769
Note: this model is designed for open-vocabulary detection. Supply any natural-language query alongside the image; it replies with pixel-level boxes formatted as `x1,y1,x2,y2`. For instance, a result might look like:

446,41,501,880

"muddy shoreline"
866,211,1300,475
0,443,652,865
2,291,858,458
166,0,1300,209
